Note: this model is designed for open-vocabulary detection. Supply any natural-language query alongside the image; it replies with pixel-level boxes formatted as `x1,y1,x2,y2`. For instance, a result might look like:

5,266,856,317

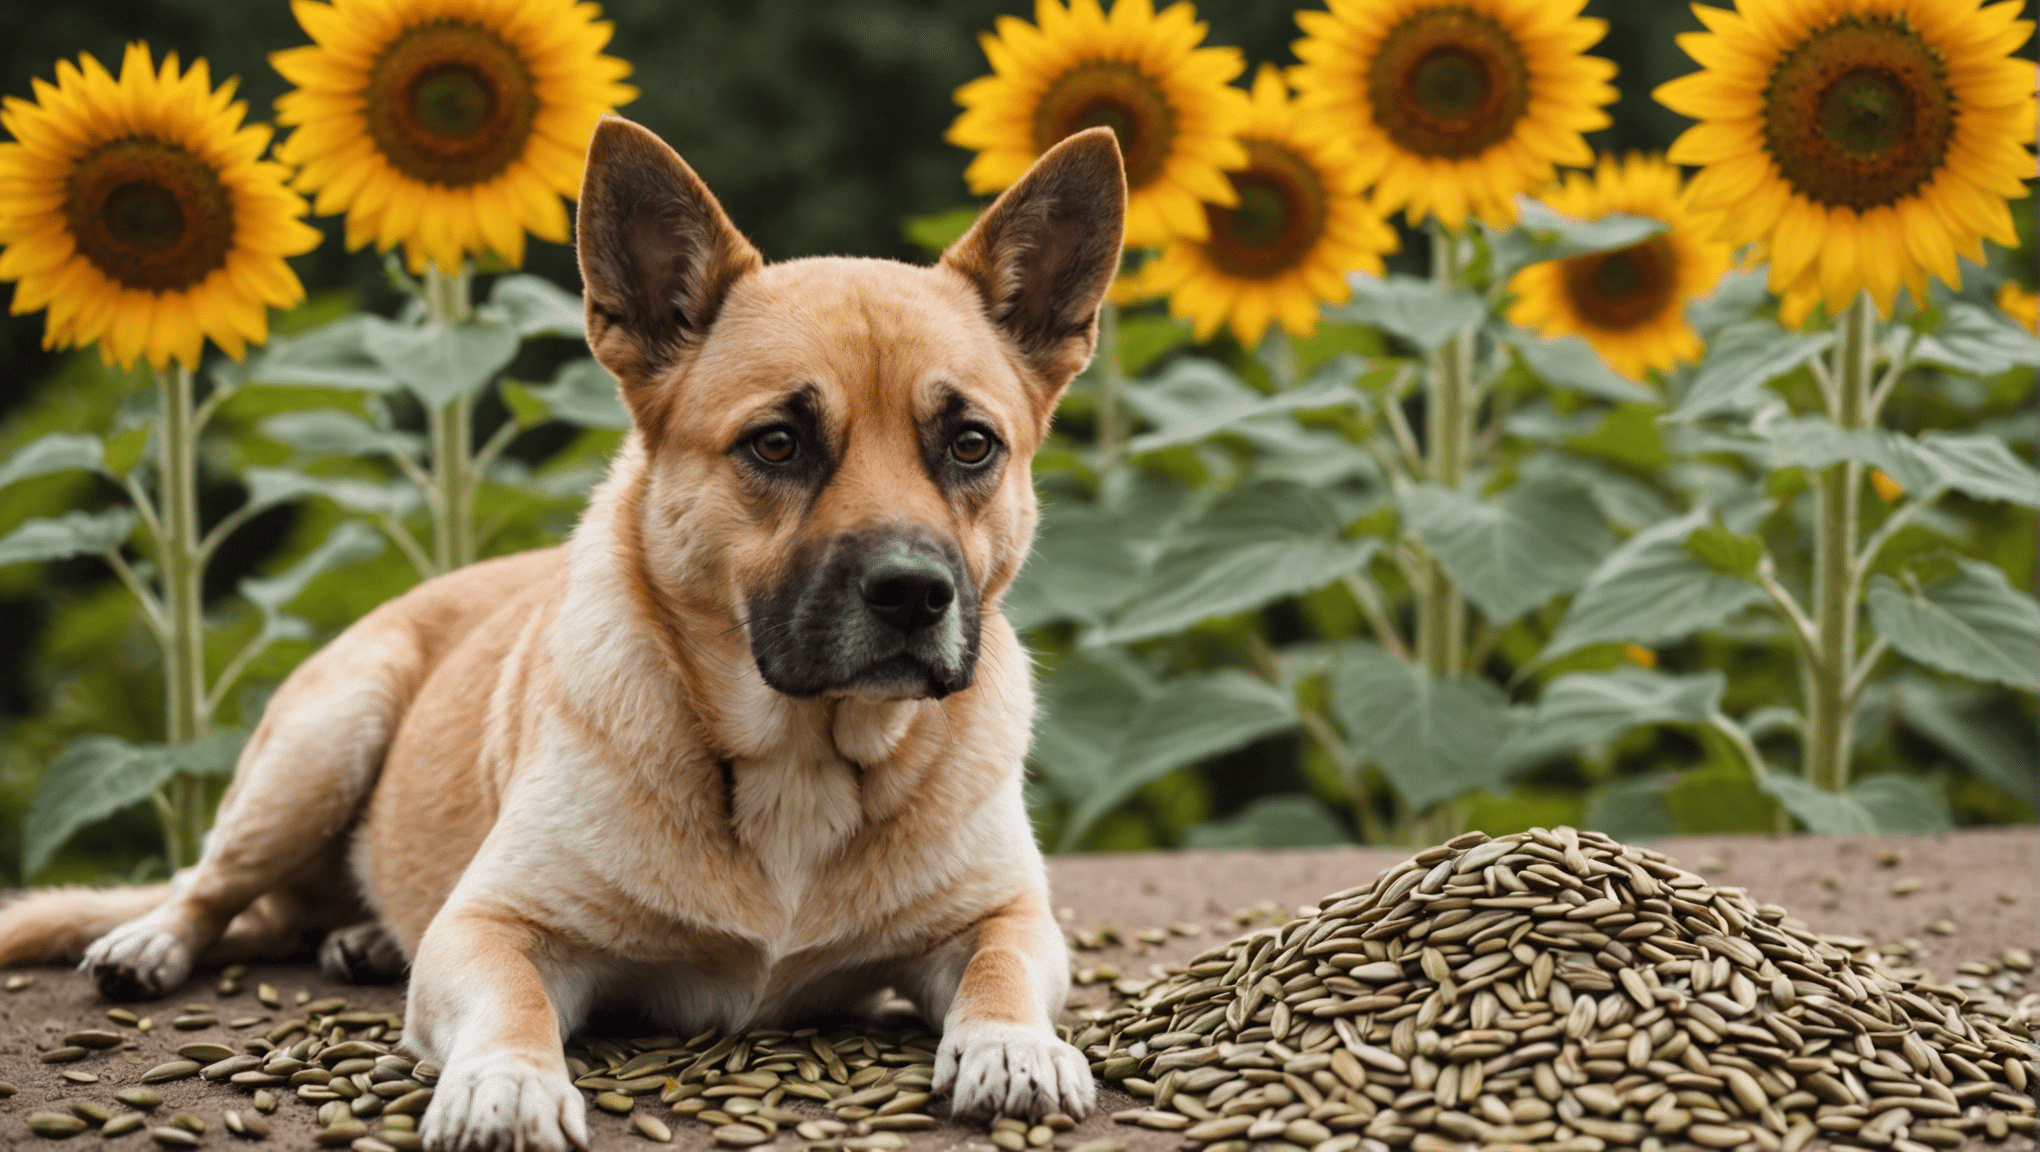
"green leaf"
1496,327,1656,403
1668,763,1777,833
1757,770,1952,834
241,467,421,518
1330,642,1518,813
262,410,424,460
248,315,400,391
23,731,247,878
1120,357,1360,456
901,207,979,257
1401,479,1611,625
522,358,632,430
1582,773,1678,841
239,521,386,644
1004,500,1146,632
1116,313,1195,376
1096,480,1379,644
488,274,584,339
1890,677,2037,806
1183,794,1352,849
0,508,137,567
1542,507,1768,660
103,425,152,476
1670,320,1835,420
1913,431,2040,506
1502,668,1725,772
1867,559,2040,689
1685,524,1764,578
1684,269,1771,339
498,381,554,429
1037,655,1295,850
1911,301,2040,376
364,316,522,409
1762,416,1928,486
1488,202,1670,283
0,433,103,489
1328,275,1485,351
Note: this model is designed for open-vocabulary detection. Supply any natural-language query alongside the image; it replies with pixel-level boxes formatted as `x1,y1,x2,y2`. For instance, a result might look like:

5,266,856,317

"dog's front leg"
911,890,1095,1120
407,901,592,1152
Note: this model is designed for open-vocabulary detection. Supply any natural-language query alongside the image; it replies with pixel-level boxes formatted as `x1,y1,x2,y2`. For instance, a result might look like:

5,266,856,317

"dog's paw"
421,1053,588,1152
319,921,407,984
80,914,194,1001
935,1020,1095,1121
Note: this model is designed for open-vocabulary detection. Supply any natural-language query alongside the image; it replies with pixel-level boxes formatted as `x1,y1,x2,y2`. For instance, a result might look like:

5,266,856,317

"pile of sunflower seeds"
25,993,433,1147
1073,827,2040,1152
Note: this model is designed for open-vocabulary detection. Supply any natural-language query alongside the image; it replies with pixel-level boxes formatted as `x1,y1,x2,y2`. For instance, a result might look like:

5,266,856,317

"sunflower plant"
974,0,2040,850
0,21,633,878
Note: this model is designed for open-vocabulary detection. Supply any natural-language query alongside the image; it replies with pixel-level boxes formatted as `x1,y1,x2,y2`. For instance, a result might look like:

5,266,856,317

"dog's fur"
0,118,1127,1152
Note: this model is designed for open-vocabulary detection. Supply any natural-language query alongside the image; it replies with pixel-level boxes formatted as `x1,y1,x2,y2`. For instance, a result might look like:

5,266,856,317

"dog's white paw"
421,1052,588,1152
81,914,194,1001
935,1020,1095,1121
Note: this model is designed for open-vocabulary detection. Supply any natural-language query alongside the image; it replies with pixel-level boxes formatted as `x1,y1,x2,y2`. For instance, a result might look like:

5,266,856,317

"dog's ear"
577,116,762,397
942,127,1127,407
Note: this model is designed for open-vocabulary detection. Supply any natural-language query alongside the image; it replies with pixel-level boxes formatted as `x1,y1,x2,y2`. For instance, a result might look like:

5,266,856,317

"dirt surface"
0,828,2032,1150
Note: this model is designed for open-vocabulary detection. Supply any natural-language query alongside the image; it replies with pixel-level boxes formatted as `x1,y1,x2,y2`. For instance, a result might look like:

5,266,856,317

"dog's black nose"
861,553,955,634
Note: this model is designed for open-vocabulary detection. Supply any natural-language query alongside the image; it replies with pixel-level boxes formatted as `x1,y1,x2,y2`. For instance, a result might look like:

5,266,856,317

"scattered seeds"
7,974,33,991
101,1115,145,1137
1892,877,1924,896
633,1113,674,1142
28,1113,88,1138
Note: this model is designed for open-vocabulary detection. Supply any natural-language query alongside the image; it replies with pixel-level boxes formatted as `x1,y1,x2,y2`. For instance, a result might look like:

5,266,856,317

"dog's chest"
725,751,864,920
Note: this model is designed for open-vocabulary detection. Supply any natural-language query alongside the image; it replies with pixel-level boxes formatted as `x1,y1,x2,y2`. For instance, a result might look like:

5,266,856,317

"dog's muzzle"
747,529,980,699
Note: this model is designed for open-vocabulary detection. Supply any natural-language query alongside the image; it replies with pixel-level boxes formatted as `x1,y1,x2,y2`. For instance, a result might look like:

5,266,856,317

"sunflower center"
1561,237,1677,332
65,138,234,293
1033,62,1176,189
1201,140,1326,280
1369,8,1530,159
367,20,539,188
1763,15,1952,211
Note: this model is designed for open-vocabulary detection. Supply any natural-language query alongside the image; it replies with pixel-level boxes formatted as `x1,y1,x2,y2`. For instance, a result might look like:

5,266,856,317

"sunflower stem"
154,362,210,872
424,262,477,570
1418,224,1470,675
1805,291,1872,793
1095,298,1123,476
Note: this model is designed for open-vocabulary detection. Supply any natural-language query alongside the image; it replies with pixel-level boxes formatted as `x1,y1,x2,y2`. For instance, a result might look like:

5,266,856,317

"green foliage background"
1,0,2034,884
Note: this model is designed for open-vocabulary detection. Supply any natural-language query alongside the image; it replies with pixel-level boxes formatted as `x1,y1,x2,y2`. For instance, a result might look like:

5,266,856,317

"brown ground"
0,828,2033,1150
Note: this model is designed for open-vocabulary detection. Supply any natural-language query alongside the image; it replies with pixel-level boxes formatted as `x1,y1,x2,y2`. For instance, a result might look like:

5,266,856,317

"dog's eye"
951,427,994,466
752,428,798,464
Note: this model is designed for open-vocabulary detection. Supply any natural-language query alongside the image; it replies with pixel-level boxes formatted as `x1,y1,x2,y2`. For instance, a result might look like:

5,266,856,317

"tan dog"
0,117,1127,1152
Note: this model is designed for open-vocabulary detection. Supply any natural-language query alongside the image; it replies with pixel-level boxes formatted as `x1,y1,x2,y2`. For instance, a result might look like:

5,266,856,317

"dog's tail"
0,884,169,966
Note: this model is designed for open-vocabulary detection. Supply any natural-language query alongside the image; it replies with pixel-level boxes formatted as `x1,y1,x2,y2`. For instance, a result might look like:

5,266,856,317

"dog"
0,116,1127,1152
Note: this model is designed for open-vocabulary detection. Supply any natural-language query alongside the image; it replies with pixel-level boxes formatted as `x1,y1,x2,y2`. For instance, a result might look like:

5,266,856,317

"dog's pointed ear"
941,127,1127,405
577,116,762,392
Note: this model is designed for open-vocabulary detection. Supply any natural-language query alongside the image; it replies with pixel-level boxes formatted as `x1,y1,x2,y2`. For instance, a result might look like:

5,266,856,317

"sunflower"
947,0,1252,248
0,45,318,370
1505,154,1734,379
2000,281,2038,335
1657,0,2034,320
272,0,636,275
1289,0,1617,233
1140,67,1396,347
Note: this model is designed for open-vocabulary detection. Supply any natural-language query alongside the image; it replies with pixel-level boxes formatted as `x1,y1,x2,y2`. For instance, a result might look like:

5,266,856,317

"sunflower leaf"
249,315,402,391
1488,201,1669,283
0,433,104,489
1867,559,2040,690
22,731,248,879
1330,642,1519,813
520,358,631,430
1912,301,2040,377
1183,794,1352,849
1400,478,1611,625
489,274,586,339
364,316,522,409
0,508,137,567
1330,275,1485,352
1496,327,1657,403
1540,507,1768,660
1669,320,1835,420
